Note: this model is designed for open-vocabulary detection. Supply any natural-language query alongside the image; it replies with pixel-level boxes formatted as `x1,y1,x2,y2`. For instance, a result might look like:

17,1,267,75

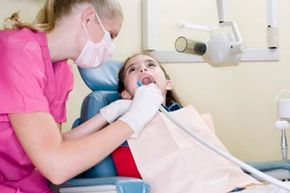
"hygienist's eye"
109,32,115,39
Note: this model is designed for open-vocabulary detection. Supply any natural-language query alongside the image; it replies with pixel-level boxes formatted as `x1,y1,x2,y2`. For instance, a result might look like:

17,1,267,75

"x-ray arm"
175,20,244,67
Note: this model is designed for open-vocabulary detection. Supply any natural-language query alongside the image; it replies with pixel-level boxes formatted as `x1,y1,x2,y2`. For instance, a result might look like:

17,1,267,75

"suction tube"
158,105,290,191
137,80,290,190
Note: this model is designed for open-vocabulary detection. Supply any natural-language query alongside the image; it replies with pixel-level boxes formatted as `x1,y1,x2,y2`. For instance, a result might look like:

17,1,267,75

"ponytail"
34,0,57,32
3,0,123,32
3,0,56,32
3,11,37,30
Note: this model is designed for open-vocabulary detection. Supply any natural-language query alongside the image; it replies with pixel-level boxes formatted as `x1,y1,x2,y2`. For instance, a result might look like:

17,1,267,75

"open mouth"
140,75,156,85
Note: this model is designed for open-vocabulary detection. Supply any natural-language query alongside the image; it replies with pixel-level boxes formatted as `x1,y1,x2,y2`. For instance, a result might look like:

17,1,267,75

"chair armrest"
248,160,290,172
60,177,150,193
71,118,81,129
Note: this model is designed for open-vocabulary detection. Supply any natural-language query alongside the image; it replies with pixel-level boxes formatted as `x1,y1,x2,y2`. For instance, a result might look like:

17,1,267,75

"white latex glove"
119,83,163,138
100,99,132,123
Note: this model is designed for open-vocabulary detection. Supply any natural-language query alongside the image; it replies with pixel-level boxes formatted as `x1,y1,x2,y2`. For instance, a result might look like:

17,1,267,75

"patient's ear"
121,90,133,99
166,80,173,91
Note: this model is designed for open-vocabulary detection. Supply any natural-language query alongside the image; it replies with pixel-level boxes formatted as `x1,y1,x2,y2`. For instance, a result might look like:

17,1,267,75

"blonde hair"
3,0,123,32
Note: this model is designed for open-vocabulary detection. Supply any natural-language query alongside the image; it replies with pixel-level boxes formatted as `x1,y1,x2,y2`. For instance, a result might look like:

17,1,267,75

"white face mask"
75,13,116,68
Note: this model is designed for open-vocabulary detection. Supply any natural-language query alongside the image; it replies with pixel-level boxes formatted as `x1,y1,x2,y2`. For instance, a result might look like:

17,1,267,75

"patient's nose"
140,67,148,73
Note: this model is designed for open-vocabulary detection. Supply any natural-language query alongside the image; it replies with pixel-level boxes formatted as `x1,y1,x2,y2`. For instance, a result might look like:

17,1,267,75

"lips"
140,75,155,85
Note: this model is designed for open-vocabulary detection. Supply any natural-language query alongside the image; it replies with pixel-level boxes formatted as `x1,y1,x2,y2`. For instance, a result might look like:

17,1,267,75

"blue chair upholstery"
59,60,150,193
247,160,290,180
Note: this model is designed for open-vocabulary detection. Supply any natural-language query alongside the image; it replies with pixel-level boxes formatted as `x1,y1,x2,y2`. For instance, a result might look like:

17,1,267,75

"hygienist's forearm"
9,112,133,185
62,113,108,140
48,120,133,184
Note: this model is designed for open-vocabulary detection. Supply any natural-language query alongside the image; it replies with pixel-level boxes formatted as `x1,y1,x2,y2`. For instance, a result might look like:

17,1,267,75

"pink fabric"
0,28,74,193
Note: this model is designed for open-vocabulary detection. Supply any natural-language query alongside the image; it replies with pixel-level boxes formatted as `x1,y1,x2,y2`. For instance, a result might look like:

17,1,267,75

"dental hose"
137,80,290,191
159,105,290,191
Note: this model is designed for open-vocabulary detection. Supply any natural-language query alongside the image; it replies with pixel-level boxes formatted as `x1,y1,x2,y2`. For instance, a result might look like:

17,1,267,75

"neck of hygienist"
46,13,85,63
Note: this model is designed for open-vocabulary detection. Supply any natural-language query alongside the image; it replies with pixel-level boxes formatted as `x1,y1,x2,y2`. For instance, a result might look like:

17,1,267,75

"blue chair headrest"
78,60,123,91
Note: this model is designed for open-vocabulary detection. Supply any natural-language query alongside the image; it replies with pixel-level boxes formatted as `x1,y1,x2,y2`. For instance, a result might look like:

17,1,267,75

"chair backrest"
78,60,122,92
75,60,123,178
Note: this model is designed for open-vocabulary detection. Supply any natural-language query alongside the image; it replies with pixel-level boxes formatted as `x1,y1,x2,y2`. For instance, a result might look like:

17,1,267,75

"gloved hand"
119,83,163,138
100,99,132,123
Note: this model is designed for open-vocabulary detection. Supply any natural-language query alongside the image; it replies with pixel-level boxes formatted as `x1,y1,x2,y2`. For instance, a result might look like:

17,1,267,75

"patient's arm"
62,113,108,140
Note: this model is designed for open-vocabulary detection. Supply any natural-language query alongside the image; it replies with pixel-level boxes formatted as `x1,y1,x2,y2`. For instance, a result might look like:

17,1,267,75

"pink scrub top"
0,28,74,193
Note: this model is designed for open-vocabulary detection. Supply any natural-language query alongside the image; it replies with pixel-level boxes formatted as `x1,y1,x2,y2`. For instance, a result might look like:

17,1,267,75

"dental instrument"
137,81,290,191
275,90,290,161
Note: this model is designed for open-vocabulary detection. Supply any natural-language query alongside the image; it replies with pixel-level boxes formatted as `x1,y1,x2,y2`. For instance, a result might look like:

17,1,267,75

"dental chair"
59,60,150,193
59,60,290,193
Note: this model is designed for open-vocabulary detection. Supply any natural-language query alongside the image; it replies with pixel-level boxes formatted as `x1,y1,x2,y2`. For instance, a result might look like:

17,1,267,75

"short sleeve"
0,40,50,114
49,60,74,123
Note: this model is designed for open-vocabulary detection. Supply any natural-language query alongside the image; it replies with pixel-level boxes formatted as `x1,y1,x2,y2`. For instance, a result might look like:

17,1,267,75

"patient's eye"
128,66,136,73
148,62,157,68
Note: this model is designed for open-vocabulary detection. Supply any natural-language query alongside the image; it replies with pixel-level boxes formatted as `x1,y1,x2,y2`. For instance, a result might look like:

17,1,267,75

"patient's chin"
122,95,133,100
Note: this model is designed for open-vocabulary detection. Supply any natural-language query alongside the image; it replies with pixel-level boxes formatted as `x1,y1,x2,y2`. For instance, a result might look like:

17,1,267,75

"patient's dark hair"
118,54,181,106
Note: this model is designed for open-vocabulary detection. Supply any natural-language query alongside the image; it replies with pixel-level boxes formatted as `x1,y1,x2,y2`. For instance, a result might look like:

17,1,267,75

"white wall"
154,0,290,162
1,0,290,162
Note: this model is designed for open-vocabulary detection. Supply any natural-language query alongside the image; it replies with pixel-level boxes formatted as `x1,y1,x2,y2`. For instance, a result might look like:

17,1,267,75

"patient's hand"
100,100,132,123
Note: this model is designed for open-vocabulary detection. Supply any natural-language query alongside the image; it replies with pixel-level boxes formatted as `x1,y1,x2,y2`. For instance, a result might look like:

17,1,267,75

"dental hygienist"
0,0,163,192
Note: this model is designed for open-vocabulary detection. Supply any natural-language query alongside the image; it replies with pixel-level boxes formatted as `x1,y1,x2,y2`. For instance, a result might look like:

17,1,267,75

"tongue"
141,77,154,85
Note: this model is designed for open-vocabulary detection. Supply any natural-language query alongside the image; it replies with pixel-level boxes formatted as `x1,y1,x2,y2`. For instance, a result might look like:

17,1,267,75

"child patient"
112,53,182,178
111,54,289,193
